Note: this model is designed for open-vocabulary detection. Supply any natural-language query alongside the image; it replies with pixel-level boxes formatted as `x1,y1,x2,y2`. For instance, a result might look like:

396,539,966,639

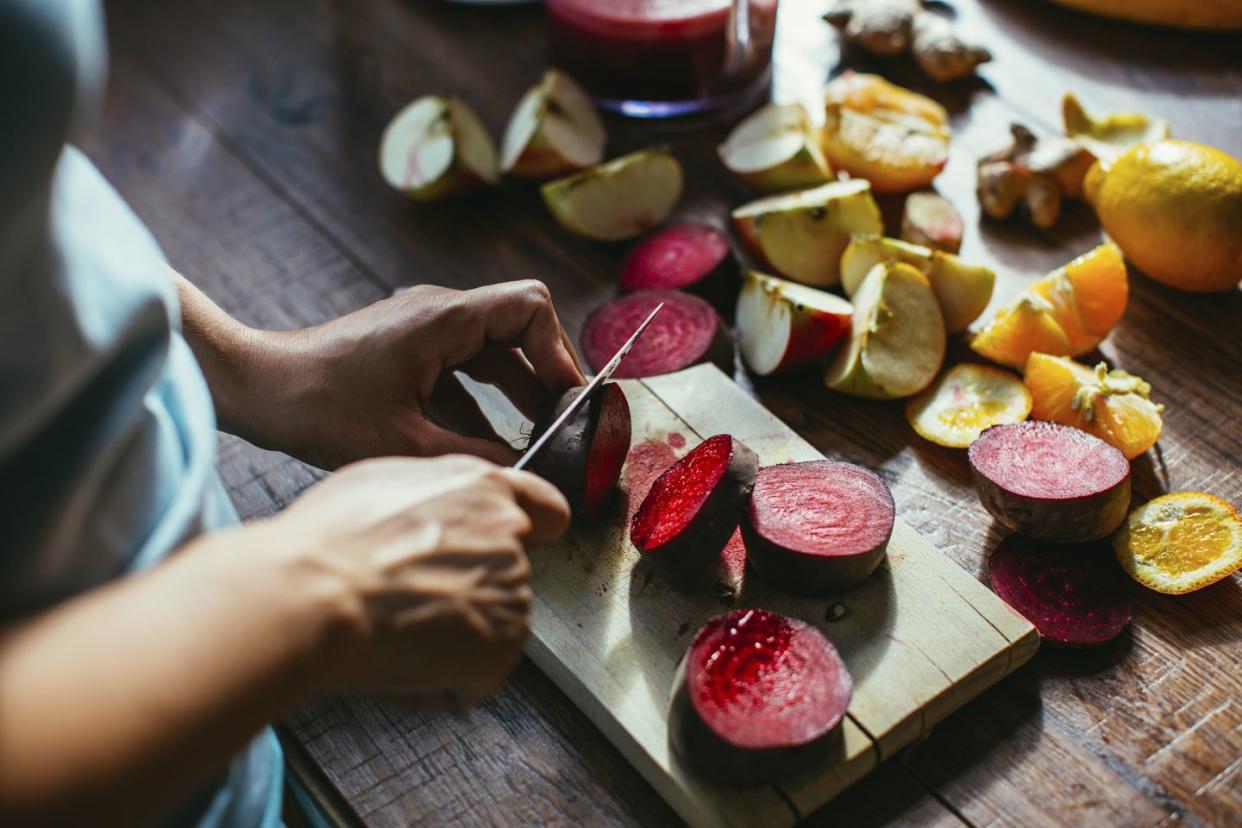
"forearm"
0,523,352,827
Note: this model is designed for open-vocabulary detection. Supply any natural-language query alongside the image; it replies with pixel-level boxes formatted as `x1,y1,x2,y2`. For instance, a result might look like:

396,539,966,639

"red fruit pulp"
687,609,850,749
545,0,778,104
619,224,730,292
969,421,1129,501
747,461,893,558
632,435,733,550
581,290,724,379
584,384,633,516
989,535,1132,646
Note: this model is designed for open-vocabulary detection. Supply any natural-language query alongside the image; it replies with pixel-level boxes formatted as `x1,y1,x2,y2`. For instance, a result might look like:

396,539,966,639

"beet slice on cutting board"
969,421,1131,542
988,534,1132,646
618,224,739,310
631,434,758,583
527,382,632,518
743,460,895,594
668,608,852,784
581,290,734,379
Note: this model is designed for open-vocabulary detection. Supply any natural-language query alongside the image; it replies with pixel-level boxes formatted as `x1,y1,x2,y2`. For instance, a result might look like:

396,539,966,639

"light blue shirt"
0,1,283,825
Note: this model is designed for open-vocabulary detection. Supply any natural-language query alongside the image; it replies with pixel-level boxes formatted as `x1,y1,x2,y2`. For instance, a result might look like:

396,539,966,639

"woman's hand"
179,276,585,469
256,454,569,708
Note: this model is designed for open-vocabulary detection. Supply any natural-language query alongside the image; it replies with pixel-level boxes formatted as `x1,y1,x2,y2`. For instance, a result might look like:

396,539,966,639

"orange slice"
971,243,1127,368
1114,492,1242,594
1024,353,1163,459
822,72,950,194
905,364,1032,448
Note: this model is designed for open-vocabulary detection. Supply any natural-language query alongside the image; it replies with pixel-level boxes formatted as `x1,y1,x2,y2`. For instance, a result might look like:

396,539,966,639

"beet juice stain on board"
545,0,779,115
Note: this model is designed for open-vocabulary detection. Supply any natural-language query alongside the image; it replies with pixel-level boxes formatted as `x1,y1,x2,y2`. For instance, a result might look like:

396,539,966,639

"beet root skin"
743,461,895,594
618,224,740,312
581,290,735,380
969,421,1131,543
528,383,632,518
988,534,1132,646
668,609,852,785
630,435,758,584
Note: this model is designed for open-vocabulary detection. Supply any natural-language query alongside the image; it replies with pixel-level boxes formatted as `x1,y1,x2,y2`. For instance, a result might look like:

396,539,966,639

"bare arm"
0,457,568,827
0,522,347,827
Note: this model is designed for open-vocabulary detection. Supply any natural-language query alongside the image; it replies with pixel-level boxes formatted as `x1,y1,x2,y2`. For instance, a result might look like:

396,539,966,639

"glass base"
592,68,772,119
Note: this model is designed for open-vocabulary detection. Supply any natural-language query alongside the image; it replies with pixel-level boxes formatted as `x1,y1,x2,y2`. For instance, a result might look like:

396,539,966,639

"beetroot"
581,290,734,379
631,435,758,583
969,421,1131,543
618,224,738,309
528,382,632,518
668,609,852,784
743,461,894,594
988,535,1132,646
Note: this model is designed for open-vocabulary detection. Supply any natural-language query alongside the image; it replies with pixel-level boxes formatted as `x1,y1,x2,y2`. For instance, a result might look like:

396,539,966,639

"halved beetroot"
631,435,758,583
581,290,734,379
743,461,894,594
668,608,852,784
969,421,1131,542
988,535,1132,646
618,224,738,309
528,382,632,518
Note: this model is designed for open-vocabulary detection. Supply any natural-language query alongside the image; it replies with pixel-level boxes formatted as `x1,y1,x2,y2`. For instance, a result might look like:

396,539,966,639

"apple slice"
501,70,606,180
901,190,963,253
731,179,883,287
718,103,833,192
839,235,994,333
542,149,683,241
379,96,498,201
737,271,853,375
825,261,945,399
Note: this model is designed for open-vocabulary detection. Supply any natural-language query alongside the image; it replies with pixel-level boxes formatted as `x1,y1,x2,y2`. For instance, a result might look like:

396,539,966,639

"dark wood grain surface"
87,0,1242,825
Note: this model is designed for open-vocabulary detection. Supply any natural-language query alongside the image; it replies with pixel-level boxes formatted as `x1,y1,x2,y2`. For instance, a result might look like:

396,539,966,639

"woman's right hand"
257,455,570,710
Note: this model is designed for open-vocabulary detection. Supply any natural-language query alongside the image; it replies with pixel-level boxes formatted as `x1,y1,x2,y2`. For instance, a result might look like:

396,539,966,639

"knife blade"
513,302,663,471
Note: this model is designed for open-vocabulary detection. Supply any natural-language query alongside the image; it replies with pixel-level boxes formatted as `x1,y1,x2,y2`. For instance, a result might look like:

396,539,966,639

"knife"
513,302,663,471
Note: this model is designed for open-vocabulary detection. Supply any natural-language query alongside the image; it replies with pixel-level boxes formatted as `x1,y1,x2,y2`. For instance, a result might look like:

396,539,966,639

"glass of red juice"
546,0,779,118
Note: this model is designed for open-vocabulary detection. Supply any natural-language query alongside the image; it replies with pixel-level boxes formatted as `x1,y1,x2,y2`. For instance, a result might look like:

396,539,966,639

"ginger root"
976,124,1094,230
824,0,991,82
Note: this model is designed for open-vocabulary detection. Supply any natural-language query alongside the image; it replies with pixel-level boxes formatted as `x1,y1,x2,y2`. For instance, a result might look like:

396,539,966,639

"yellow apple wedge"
718,103,833,192
542,149,683,241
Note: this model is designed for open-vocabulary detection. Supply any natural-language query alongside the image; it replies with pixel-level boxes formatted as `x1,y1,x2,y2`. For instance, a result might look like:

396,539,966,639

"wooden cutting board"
476,364,1039,828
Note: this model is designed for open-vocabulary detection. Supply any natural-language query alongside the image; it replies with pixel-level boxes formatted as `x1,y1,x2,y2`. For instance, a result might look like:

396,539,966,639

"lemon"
1084,140,1242,293
1114,492,1242,594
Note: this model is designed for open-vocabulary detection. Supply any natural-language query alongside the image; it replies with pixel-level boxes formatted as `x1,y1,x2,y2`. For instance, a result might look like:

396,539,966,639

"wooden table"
89,0,1242,825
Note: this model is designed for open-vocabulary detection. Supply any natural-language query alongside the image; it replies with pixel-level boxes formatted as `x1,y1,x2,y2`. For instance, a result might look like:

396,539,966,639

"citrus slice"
971,243,1127,368
905,364,1032,448
822,72,950,194
1114,492,1242,594
1024,353,1163,460
1062,92,1170,165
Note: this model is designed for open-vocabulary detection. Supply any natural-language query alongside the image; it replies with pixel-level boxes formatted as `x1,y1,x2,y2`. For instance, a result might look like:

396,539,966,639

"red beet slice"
988,535,1132,646
528,383,632,518
581,290,734,379
668,608,852,784
631,435,758,583
618,224,738,309
743,461,894,594
969,421,1131,543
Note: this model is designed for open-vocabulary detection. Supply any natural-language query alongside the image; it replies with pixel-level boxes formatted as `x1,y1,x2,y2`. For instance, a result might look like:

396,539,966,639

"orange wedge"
905,364,1032,448
822,72,950,194
1114,492,1242,594
971,243,1127,368
1024,353,1163,459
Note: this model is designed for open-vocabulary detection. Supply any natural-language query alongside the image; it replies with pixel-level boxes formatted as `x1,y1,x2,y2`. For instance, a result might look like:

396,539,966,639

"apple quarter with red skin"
379,96,497,201
969,421,1131,543
527,383,632,518
668,608,852,784
500,69,606,180
736,271,852,375
731,179,883,287
581,290,734,379
743,460,895,594
631,435,758,584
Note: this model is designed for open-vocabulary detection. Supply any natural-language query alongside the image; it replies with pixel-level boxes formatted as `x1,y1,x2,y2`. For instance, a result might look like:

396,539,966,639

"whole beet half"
527,383,632,518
